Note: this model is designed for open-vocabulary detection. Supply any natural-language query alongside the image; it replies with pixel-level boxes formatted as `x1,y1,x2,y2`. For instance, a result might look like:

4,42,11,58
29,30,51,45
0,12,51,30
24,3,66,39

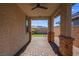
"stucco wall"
0,4,29,55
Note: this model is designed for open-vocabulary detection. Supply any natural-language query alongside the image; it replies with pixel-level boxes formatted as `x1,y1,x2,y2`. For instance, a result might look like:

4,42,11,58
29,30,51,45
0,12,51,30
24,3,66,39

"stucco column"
51,17,54,42
59,4,74,56
48,16,54,42
28,17,31,42
48,17,51,42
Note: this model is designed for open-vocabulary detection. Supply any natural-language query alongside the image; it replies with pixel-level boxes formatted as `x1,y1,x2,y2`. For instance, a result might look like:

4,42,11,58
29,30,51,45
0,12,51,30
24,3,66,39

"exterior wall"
54,27,60,37
72,26,79,47
0,4,29,55
32,28,48,34
72,18,79,26
54,26,79,48
54,27,60,46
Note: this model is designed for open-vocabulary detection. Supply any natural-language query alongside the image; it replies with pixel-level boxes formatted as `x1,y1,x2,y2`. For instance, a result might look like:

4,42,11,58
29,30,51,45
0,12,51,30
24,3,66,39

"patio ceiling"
17,3,60,17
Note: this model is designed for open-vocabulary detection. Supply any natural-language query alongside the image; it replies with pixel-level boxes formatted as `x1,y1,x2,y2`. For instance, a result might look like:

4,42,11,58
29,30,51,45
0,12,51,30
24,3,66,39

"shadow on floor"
49,42,62,56
14,40,30,56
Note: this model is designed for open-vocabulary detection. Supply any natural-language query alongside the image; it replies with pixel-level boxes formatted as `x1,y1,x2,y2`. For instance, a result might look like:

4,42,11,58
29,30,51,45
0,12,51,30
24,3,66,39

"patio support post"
48,17,52,42
51,16,54,42
29,17,31,42
59,4,74,56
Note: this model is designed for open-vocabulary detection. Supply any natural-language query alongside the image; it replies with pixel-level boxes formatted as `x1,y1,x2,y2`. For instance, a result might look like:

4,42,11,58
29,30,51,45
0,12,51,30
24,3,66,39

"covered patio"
0,3,77,56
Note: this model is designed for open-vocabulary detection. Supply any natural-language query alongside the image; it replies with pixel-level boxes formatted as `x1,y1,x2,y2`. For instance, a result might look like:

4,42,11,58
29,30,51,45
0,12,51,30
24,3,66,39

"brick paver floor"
20,37,56,56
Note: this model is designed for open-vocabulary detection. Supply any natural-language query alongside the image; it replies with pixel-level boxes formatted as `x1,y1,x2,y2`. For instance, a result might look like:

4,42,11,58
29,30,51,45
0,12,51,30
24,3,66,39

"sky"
32,20,48,27
72,3,79,14
32,4,79,27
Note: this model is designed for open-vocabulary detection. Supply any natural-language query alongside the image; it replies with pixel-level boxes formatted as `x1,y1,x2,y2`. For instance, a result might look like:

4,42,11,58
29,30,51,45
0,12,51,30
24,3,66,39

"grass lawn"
32,33,47,37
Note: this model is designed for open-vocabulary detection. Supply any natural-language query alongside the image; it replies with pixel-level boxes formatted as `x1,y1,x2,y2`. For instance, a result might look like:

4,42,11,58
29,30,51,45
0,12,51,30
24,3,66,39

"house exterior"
72,12,79,26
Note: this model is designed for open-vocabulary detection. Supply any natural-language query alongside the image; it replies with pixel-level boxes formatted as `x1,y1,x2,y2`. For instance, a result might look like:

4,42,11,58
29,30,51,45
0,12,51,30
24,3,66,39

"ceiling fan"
32,3,48,10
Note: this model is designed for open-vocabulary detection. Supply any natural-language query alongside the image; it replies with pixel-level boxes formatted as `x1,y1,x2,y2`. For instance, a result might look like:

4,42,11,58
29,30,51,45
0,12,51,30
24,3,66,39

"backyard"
32,33,47,37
